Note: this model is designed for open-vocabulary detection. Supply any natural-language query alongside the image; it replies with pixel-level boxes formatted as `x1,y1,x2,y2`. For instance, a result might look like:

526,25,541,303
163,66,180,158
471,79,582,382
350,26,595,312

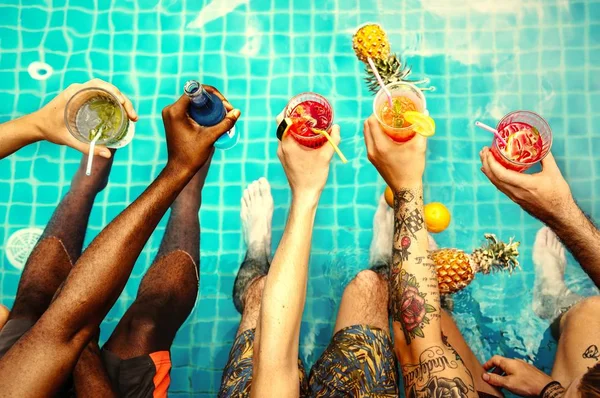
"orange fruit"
424,202,451,233
384,186,394,208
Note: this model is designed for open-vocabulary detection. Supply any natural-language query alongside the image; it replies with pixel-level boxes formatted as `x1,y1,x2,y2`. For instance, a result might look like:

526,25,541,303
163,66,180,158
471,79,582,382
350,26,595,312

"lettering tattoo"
402,344,476,397
403,346,458,386
583,344,600,368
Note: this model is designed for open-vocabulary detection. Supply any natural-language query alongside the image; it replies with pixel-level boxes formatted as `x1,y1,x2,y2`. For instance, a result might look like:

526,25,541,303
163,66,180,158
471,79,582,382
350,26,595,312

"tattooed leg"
440,311,503,397
551,296,600,386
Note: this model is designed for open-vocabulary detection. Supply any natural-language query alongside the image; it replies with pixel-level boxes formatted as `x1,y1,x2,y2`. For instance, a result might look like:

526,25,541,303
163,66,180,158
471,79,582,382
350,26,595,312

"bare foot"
241,177,274,259
533,227,581,319
233,178,274,314
71,149,117,194
369,195,394,266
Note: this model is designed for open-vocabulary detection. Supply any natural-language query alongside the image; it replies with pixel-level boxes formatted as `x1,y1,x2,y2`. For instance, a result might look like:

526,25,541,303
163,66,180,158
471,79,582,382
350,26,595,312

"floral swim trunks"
218,324,398,398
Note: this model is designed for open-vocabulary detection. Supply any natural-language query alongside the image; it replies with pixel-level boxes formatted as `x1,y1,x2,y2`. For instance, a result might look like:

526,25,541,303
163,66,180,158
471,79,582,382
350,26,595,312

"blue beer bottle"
184,80,238,150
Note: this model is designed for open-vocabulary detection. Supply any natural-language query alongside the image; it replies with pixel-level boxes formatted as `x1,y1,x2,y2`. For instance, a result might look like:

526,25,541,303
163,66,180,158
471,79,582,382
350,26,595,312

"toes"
250,180,261,199
535,226,551,248
243,188,251,207
258,177,272,201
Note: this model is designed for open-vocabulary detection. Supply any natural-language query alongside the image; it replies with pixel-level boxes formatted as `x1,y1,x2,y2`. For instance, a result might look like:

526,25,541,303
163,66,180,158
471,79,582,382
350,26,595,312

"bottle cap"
184,80,202,96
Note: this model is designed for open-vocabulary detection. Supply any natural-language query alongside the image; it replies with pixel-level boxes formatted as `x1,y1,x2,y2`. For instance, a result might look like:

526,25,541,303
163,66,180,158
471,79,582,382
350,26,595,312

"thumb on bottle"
208,109,241,142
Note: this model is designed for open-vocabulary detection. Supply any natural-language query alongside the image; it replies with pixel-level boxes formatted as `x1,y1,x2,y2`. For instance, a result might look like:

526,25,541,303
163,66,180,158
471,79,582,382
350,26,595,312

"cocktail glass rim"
283,92,333,146
65,86,127,145
492,110,553,168
373,81,428,132
284,92,334,131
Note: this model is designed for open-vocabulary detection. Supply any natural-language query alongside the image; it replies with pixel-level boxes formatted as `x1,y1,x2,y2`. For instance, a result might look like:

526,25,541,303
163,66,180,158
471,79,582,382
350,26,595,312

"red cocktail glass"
284,93,333,149
491,111,553,173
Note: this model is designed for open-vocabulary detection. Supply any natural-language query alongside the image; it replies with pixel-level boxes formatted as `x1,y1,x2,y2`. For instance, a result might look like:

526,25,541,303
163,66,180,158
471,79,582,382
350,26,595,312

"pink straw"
475,121,508,147
367,57,393,108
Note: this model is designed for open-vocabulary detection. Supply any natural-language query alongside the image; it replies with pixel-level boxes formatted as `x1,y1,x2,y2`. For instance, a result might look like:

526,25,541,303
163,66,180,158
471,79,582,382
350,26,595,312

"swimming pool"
1,0,599,396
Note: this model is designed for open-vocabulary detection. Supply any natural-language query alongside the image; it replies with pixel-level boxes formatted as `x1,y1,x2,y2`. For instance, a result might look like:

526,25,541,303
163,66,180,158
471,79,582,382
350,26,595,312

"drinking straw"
475,121,508,147
86,131,103,176
367,57,393,109
312,128,348,164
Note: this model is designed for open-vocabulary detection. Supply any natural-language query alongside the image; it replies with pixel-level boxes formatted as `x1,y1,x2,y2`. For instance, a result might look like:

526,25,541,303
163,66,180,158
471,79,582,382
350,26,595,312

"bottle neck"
184,81,213,108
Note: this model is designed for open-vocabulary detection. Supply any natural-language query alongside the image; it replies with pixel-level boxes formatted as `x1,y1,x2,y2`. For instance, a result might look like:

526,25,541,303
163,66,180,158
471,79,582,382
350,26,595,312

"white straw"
86,131,102,176
367,57,393,108
475,121,508,146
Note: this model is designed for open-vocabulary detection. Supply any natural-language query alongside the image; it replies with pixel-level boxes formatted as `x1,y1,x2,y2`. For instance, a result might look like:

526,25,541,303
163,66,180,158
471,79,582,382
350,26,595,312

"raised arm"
251,126,339,398
0,79,137,160
364,116,477,397
0,90,240,397
481,148,600,287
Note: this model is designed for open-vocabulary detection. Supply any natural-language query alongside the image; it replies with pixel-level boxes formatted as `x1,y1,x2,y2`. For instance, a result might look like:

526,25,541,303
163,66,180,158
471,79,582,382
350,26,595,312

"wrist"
291,189,321,208
539,381,565,398
390,179,423,192
290,192,320,212
19,113,45,142
164,161,197,184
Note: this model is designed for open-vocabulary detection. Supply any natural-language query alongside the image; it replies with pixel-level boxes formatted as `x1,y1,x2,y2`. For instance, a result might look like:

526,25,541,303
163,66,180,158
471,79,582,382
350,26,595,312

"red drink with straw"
282,93,333,149
490,111,552,172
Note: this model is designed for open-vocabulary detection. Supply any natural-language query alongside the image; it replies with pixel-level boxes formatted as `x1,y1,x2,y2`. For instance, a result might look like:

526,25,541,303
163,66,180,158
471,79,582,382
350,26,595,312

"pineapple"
431,234,520,295
352,23,390,62
352,23,433,94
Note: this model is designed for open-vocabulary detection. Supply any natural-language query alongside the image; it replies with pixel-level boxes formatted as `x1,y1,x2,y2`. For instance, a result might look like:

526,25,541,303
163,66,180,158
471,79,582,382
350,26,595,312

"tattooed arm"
364,116,477,397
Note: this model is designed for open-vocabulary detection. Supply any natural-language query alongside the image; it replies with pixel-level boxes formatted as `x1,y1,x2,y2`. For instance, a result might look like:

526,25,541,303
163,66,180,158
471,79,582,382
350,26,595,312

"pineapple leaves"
364,54,434,94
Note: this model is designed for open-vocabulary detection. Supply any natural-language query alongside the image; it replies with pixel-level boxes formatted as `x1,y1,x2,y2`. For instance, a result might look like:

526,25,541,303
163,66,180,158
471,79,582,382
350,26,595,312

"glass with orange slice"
491,111,552,172
373,82,435,141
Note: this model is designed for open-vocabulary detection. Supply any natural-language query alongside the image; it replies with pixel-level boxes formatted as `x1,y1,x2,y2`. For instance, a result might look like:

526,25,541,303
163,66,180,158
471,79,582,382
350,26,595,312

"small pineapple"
352,23,390,62
352,23,433,94
431,234,520,295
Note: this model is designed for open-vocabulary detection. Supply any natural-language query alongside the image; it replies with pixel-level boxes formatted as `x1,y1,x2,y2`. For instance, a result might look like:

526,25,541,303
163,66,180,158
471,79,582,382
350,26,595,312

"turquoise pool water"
1,0,599,396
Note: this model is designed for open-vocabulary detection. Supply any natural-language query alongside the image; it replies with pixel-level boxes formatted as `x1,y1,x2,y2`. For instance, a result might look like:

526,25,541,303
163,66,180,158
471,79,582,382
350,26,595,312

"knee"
346,270,388,299
562,296,600,329
125,310,160,339
244,276,266,309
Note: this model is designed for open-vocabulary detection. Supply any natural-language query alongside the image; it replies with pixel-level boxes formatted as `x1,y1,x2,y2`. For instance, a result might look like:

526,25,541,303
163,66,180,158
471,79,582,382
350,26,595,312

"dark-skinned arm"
0,90,240,397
